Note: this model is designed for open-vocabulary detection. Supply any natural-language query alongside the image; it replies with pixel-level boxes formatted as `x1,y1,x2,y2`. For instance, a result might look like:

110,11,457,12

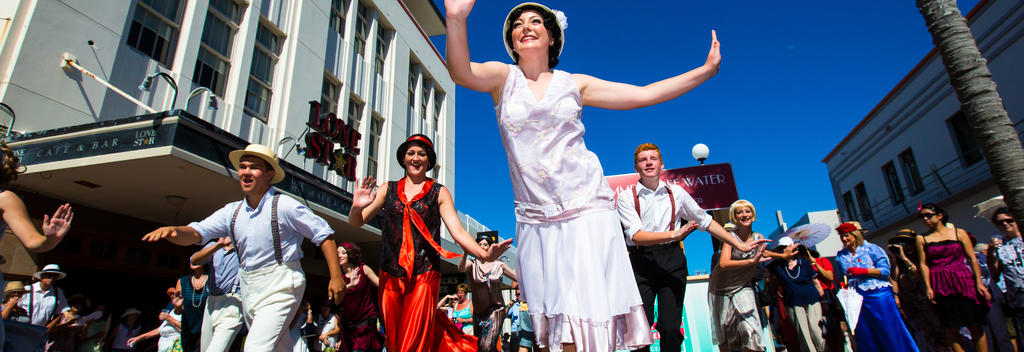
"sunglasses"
995,219,1016,226
918,212,937,220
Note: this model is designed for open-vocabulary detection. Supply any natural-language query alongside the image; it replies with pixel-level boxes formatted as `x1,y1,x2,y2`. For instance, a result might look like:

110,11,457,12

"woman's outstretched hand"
352,177,377,209
42,203,74,240
445,0,476,20
482,238,514,262
705,30,722,72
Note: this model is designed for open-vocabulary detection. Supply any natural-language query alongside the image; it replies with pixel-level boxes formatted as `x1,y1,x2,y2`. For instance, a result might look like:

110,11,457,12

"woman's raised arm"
444,0,510,99
575,30,721,110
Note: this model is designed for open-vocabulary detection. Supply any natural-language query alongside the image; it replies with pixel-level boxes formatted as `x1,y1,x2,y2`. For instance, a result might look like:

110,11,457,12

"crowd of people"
6,1,1024,352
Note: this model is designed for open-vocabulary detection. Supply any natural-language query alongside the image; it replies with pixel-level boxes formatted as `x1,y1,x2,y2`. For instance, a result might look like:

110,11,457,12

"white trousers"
239,261,306,352
201,292,244,352
786,302,825,352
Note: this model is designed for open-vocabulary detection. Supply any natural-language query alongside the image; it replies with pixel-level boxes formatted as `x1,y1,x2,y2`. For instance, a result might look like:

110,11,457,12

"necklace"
785,261,801,280
190,276,207,308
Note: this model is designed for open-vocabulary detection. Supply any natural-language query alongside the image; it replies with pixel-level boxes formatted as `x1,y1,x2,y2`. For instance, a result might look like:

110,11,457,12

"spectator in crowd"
189,237,243,352
452,283,474,335
506,289,522,351
47,294,90,352
975,241,1015,352
105,308,141,352
142,144,346,351
806,248,849,352
836,221,918,351
459,231,518,352
888,229,947,352
312,300,338,352
289,300,313,352
77,303,111,352
0,142,75,348
987,206,1024,349
516,299,536,352
335,241,383,352
2,281,28,321
708,200,768,352
916,203,990,352
766,239,825,352
127,291,183,352
19,264,68,327
176,263,209,352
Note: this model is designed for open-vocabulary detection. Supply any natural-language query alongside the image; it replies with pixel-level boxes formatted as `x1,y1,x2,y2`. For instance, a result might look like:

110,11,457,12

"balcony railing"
845,121,1024,230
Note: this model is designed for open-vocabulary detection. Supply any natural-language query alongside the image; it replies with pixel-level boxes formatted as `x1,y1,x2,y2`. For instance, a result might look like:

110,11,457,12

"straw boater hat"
121,308,142,319
887,229,917,246
229,144,285,184
396,134,437,170
502,2,568,60
4,281,27,296
33,264,66,280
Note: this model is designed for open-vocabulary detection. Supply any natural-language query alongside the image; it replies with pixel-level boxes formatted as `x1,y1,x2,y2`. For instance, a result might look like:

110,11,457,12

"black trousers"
629,242,687,352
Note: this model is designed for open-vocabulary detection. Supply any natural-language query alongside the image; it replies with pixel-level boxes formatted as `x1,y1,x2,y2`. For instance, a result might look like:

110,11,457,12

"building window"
948,111,983,167
433,89,444,132
193,1,240,95
329,0,347,37
353,3,368,57
854,183,873,221
420,77,431,126
372,25,391,112
347,96,363,130
882,162,904,205
899,148,925,195
126,0,183,66
842,191,859,222
366,115,383,178
244,21,283,121
321,75,341,115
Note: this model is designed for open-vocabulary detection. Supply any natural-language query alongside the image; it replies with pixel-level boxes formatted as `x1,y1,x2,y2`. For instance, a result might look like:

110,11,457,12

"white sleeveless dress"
496,65,651,351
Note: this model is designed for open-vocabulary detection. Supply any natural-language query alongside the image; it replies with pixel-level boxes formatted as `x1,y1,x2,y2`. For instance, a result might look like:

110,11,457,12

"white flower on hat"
554,10,568,30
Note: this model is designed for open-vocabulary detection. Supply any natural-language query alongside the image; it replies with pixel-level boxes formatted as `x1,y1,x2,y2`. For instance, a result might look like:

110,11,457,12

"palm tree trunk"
917,0,1024,227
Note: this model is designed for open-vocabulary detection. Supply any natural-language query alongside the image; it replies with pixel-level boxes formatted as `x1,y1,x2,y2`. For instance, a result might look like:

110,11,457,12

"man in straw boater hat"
142,144,345,351
18,264,68,327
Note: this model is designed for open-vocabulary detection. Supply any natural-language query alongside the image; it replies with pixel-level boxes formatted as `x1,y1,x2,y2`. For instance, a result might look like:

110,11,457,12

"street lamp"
139,71,178,110
184,87,218,111
692,143,709,165
0,103,15,138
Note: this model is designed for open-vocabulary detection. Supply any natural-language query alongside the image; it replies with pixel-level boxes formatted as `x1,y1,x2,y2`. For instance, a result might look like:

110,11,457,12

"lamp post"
139,71,178,110
183,87,218,112
0,103,15,138
691,143,709,165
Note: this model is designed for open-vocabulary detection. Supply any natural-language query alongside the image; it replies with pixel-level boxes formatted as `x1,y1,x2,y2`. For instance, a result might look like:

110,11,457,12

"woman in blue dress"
834,222,918,352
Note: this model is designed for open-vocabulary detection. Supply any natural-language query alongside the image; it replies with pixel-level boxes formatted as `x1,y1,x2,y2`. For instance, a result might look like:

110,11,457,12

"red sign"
304,101,361,181
606,163,739,210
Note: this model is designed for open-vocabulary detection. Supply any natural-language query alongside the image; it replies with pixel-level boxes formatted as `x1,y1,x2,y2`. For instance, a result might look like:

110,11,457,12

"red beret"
836,222,858,234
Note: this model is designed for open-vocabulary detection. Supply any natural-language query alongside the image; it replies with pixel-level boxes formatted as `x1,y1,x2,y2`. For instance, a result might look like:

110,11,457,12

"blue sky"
429,0,981,273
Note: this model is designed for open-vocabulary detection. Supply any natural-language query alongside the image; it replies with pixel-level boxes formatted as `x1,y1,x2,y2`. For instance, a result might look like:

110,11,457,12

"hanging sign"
304,100,361,181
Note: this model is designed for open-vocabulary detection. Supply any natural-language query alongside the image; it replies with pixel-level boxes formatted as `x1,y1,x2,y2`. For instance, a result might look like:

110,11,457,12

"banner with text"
606,163,739,210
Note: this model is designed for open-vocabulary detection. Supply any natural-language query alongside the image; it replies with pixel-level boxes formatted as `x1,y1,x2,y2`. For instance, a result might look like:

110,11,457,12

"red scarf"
397,178,461,274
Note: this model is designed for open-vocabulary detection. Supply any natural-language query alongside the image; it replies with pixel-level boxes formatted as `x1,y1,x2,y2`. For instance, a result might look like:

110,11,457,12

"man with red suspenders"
615,143,715,352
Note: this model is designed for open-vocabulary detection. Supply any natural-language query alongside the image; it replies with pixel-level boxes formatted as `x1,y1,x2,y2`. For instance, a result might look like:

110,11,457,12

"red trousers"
380,270,476,352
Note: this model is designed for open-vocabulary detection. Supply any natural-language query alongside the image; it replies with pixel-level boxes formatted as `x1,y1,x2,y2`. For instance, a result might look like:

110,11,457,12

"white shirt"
157,310,182,352
616,180,713,246
190,188,334,271
16,282,66,326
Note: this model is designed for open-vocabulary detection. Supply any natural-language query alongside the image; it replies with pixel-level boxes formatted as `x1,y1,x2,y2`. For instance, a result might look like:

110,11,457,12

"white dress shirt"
616,180,713,246
190,188,333,271
16,282,67,326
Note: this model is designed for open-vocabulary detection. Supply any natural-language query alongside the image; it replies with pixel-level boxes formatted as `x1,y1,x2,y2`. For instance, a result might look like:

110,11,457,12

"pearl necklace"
785,261,801,280
191,276,208,308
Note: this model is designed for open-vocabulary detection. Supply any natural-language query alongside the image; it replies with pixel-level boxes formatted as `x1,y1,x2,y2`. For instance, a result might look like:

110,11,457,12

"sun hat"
502,2,568,61
396,134,437,170
120,308,142,319
888,229,917,246
33,264,66,280
4,281,27,296
836,221,868,234
229,144,285,184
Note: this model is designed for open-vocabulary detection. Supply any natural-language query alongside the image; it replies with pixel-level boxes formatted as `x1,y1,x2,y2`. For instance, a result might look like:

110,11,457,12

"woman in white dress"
127,291,184,352
444,1,760,350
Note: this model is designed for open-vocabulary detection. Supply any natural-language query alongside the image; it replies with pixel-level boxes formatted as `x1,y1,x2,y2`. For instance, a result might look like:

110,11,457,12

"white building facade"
0,0,513,296
823,0,1024,246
